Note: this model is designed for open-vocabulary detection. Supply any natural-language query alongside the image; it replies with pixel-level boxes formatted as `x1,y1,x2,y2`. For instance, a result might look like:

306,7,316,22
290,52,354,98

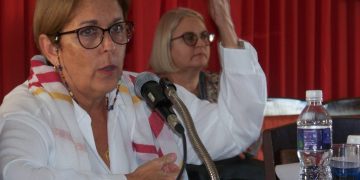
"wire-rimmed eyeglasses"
171,31,215,47
54,21,134,49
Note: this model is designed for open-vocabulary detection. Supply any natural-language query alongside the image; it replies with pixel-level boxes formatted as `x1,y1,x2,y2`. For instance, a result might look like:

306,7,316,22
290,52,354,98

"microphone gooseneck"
159,78,220,180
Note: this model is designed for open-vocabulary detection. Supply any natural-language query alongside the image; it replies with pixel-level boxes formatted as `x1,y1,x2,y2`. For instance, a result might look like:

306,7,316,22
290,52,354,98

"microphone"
134,72,184,134
159,77,177,93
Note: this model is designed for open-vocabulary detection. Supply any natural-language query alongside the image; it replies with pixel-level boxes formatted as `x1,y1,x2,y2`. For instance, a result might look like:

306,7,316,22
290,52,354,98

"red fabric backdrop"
1,0,360,103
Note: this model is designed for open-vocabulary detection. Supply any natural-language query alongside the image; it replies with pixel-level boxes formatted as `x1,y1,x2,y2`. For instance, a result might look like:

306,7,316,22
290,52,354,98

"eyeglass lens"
78,22,133,49
182,31,214,46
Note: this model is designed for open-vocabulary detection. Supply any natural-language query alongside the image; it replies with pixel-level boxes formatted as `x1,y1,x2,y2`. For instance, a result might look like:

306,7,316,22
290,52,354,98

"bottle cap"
306,90,323,99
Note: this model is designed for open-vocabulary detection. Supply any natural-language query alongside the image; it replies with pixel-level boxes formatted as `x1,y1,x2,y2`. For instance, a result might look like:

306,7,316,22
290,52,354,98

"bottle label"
297,127,332,150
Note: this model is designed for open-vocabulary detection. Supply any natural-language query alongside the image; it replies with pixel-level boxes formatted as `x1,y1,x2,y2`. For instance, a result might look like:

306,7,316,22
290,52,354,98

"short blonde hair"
149,8,204,74
33,0,130,50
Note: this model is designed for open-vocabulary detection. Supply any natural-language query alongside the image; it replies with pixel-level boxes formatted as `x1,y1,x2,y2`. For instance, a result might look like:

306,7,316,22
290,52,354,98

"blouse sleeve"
175,41,267,164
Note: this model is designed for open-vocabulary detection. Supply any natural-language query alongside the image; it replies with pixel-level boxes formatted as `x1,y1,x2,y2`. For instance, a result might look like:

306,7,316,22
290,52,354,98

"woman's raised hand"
208,0,238,48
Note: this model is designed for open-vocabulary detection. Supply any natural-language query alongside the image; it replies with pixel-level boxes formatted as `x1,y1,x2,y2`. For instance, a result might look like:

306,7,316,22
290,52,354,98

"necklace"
104,148,110,161
106,84,120,111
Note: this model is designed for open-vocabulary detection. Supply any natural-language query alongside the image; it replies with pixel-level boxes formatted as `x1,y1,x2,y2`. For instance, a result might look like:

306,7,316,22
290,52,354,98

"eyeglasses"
54,21,134,49
171,31,215,47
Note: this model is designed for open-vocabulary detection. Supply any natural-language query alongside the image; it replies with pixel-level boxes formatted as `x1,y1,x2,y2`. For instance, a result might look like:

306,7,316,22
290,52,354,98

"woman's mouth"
193,53,208,59
98,65,117,75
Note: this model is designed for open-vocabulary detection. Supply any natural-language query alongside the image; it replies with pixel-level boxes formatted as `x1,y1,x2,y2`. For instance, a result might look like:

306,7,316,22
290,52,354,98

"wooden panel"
256,115,298,160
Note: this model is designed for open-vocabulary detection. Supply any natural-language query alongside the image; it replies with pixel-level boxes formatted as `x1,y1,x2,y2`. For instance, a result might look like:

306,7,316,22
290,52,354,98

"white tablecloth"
275,163,300,180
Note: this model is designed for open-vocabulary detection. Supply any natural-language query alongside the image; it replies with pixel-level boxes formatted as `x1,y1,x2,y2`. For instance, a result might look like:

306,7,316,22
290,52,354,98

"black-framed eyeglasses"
171,31,215,47
54,21,134,49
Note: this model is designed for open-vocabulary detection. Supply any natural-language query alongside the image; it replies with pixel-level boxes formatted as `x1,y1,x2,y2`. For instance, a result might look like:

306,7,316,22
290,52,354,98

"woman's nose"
195,37,208,47
102,32,116,50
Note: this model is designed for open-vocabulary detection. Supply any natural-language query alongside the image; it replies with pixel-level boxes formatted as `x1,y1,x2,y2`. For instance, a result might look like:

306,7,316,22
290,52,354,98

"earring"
54,64,63,72
54,48,62,71
54,35,60,44
53,50,74,98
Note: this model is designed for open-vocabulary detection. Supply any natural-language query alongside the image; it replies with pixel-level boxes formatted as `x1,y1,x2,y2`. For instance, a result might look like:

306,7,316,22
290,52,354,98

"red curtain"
1,0,359,103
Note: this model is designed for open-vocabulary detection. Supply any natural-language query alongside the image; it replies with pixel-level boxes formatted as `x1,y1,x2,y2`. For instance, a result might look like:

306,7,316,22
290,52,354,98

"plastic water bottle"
297,90,333,179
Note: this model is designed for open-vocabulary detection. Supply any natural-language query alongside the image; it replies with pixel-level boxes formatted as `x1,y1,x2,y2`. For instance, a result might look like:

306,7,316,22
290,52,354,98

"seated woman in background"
149,0,267,179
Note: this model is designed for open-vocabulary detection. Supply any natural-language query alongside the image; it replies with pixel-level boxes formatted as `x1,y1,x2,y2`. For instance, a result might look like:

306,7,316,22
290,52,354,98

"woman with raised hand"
149,0,267,179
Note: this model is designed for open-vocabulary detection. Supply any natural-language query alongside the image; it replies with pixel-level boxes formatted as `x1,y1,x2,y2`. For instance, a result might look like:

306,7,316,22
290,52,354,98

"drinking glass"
331,144,360,180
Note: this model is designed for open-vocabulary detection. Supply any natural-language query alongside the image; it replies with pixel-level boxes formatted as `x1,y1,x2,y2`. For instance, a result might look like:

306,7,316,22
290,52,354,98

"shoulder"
115,71,143,106
0,82,53,132
119,71,138,93
0,82,44,116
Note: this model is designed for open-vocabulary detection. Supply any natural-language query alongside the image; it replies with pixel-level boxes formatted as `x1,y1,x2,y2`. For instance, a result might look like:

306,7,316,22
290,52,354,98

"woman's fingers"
126,153,180,180
160,153,180,177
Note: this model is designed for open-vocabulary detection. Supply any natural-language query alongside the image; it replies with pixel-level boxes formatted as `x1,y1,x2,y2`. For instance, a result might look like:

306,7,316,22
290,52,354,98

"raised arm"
159,0,267,165
208,0,238,48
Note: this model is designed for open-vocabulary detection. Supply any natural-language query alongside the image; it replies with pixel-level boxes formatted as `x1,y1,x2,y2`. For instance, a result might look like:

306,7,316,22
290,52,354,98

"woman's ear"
38,34,59,66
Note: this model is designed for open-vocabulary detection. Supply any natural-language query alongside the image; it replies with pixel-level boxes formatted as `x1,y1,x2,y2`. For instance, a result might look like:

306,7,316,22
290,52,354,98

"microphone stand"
160,79,220,180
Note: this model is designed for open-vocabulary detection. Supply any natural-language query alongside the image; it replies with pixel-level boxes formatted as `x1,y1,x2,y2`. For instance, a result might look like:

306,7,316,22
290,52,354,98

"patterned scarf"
27,55,182,171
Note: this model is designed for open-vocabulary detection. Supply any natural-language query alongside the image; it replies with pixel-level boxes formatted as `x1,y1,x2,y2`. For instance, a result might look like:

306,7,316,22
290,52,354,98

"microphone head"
134,72,160,98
